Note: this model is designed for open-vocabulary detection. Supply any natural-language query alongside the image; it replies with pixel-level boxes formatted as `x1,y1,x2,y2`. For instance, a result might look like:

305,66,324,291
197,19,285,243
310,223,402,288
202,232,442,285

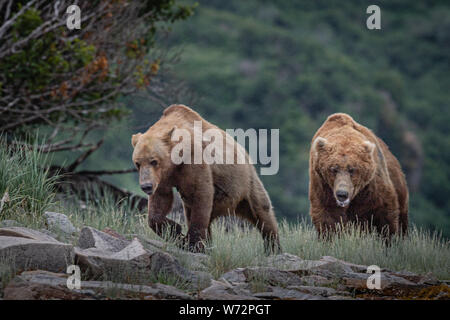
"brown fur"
309,113,409,238
132,104,281,253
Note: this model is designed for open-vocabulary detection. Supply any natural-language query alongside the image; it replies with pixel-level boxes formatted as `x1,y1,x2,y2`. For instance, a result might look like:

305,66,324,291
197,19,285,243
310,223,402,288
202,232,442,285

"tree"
0,0,193,162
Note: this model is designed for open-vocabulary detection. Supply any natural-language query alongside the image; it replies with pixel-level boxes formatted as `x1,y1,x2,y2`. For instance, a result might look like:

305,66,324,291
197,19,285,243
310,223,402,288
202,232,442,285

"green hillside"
76,0,450,236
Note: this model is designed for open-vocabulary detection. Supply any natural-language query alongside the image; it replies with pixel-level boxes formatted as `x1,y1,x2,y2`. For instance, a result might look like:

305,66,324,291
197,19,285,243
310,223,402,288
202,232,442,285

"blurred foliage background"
3,1,449,236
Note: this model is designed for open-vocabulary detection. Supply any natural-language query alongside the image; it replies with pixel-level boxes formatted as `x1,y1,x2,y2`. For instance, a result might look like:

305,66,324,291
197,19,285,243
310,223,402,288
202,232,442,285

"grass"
0,136,58,228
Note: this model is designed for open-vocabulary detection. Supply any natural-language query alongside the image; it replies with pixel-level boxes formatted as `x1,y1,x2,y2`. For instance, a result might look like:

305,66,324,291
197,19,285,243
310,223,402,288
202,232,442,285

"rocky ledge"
0,214,448,300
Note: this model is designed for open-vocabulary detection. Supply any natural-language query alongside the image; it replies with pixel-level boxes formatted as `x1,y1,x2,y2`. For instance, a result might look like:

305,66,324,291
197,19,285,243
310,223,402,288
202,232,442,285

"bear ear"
163,126,176,144
131,133,142,148
313,137,328,153
363,141,376,155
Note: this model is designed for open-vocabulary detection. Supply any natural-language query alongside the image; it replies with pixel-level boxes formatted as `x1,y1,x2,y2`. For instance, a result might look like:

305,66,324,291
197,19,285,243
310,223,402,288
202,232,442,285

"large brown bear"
309,113,409,238
131,104,281,253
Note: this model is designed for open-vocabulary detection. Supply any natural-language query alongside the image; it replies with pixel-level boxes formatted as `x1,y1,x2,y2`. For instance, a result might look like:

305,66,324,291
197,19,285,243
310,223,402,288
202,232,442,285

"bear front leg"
148,186,184,241
175,164,214,253
310,205,347,239
178,181,213,253
373,208,400,240
181,199,212,253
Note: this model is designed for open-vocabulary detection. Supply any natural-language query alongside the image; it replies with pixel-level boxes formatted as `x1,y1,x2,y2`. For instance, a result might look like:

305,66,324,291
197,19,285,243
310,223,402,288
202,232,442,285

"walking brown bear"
132,104,281,253
309,113,409,238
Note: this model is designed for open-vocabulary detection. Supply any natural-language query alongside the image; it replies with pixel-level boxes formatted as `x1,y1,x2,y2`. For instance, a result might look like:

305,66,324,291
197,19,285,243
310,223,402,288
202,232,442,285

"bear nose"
336,190,349,201
141,183,153,194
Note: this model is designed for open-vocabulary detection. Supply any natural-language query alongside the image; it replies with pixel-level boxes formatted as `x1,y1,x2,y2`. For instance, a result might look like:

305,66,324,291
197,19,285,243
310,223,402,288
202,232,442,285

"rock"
253,287,328,300
305,257,447,299
0,227,60,243
0,220,21,228
43,212,79,235
320,256,371,273
341,272,415,290
3,270,192,300
221,268,247,284
3,271,92,300
199,280,258,300
149,251,212,290
75,237,152,280
244,267,305,287
148,251,189,278
299,275,334,286
327,295,356,300
287,285,338,297
219,255,447,300
132,234,210,272
0,234,74,273
75,232,211,290
390,270,440,286
308,259,355,278
102,227,128,241
77,226,130,252
222,266,304,287
266,253,357,279
267,253,329,272
38,228,60,239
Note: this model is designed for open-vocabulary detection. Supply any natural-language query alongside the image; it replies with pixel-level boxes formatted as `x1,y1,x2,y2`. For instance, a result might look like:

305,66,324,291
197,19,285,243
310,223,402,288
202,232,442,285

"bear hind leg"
237,195,281,255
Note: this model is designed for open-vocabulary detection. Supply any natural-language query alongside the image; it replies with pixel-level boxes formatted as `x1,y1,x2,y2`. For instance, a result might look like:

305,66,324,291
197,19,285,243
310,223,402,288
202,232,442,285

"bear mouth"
336,199,350,208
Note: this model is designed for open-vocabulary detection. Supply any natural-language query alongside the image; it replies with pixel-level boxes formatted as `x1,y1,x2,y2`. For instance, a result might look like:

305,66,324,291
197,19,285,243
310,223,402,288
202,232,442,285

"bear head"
312,133,377,208
131,128,175,195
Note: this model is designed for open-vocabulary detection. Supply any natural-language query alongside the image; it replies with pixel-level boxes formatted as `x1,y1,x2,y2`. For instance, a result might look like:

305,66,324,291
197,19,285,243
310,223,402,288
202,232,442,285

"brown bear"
131,104,281,253
309,113,409,238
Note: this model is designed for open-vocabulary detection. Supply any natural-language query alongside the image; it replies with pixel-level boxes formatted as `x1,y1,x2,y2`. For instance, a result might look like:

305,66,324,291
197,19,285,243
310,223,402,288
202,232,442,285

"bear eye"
150,160,158,167
348,167,355,175
135,162,141,170
330,166,339,174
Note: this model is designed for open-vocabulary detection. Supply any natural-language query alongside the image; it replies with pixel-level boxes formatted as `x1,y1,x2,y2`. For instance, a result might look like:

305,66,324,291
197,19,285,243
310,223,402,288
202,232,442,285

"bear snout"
336,190,349,201
335,190,350,207
141,183,154,195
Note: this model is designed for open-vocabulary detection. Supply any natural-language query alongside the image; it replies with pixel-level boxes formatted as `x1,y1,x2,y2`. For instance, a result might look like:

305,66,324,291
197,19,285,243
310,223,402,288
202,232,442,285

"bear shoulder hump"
163,104,197,117
326,113,355,126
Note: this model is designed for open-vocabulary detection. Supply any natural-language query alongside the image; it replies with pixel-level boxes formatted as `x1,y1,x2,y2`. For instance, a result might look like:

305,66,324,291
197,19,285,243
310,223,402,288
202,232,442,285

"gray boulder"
221,266,305,287
199,280,258,300
77,226,130,252
0,227,61,243
286,285,339,297
75,237,152,280
43,212,79,235
267,253,327,272
0,228,74,272
4,270,192,300
131,235,210,271
75,228,211,289
253,287,328,300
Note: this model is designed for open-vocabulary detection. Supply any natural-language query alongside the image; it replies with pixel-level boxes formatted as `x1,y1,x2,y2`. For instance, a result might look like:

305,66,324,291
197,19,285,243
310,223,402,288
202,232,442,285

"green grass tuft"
0,137,58,227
